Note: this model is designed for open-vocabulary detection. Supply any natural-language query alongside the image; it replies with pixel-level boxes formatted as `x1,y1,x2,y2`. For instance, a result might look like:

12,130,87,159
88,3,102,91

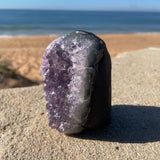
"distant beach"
1,33,160,89
0,10,160,36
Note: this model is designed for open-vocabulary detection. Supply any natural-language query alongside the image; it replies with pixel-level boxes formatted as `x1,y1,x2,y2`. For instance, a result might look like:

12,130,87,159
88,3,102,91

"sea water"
0,9,160,36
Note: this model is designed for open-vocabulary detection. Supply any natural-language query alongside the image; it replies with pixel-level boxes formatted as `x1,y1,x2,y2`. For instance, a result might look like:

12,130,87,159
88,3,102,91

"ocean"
0,9,160,36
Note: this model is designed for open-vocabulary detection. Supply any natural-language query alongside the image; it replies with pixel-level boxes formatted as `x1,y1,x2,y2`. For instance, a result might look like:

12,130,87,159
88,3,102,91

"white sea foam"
0,35,13,38
0,34,59,38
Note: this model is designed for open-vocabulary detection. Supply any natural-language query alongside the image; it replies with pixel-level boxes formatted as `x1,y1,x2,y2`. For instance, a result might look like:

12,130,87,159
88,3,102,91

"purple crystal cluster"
41,31,111,134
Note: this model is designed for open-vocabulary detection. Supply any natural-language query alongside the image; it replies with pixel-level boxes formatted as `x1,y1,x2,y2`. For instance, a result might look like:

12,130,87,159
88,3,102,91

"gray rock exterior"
41,31,111,134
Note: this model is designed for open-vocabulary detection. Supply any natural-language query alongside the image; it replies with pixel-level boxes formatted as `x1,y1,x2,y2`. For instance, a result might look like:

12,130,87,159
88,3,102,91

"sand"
0,48,160,160
0,33,160,89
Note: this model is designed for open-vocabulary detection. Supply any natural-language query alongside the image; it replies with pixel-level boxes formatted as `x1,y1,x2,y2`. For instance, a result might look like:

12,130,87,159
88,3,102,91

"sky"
0,0,160,12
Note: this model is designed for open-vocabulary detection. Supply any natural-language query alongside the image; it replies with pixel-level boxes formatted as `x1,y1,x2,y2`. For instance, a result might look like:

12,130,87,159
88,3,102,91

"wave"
0,35,12,38
0,33,59,38
0,26,40,30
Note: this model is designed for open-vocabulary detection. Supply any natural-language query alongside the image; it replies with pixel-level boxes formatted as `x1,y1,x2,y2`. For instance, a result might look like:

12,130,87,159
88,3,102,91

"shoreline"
1,32,160,38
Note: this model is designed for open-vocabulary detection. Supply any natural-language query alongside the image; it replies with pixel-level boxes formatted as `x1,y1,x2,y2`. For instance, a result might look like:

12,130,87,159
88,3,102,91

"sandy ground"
0,48,160,160
0,33,160,89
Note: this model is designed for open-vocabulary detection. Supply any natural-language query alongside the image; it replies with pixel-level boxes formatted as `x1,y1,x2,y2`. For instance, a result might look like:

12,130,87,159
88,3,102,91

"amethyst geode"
41,31,111,134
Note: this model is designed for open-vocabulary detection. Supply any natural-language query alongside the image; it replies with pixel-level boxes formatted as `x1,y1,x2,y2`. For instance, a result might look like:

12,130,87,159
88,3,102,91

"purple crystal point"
41,31,111,134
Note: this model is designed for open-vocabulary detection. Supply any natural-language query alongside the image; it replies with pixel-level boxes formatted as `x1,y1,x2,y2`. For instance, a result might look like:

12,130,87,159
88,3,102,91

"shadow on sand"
71,105,160,143
0,64,39,89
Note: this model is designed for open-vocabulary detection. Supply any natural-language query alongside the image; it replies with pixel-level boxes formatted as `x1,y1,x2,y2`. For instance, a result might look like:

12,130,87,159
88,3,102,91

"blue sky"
0,0,160,12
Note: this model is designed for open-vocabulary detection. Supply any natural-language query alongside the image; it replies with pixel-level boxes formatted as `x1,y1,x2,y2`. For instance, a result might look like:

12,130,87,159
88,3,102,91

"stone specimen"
41,31,111,134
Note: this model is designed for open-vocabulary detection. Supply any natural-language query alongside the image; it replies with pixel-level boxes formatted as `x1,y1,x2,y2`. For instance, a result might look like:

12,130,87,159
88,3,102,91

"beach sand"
0,48,160,159
0,33,160,88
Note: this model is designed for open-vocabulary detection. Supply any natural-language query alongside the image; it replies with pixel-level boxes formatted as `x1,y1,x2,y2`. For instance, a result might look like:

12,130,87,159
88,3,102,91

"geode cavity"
41,31,111,134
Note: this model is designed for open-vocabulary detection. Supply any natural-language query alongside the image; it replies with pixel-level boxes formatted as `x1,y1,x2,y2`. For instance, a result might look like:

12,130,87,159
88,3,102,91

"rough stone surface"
0,48,160,160
41,31,111,134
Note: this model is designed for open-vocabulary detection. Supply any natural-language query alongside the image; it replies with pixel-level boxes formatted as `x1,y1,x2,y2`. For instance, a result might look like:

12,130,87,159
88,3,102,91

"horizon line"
0,8,160,13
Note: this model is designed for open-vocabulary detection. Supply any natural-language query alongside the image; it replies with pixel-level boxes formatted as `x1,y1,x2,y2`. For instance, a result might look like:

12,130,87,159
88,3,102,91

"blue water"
0,9,160,36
